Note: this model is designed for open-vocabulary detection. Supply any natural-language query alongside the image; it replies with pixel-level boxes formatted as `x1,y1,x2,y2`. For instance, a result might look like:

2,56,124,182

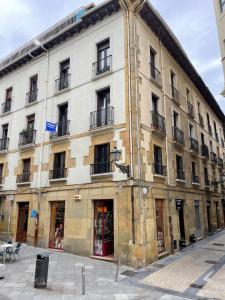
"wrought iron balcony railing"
151,111,166,135
176,170,185,181
2,100,12,114
92,55,112,77
0,138,9,151
173,126,185,145
49,168,67,180
152,163,167,176
90,107,114,130
150,64,161,85
171,85,180,105
210,152,217,164
90,161,112,175
16,173,31,183
190,137,199,153
192,175,199,184
50,120,70,139
201,144,209,158
19,129,36,146
187,101,194,118
26,89,38,104
55,74,71,92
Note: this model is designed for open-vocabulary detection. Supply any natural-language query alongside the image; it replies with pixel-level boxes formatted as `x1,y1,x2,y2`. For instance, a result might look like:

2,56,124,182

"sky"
0,0,224,112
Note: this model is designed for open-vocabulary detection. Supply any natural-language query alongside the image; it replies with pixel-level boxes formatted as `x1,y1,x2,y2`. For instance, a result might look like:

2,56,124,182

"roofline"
139,1,225,123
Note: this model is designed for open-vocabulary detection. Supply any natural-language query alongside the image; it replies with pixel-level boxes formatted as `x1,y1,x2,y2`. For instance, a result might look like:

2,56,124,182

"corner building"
0,0,224,267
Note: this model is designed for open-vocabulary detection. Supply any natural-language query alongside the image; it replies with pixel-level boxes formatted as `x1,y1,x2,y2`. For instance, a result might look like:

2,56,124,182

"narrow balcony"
215,132,219,143
92,55,112,78
192,175,200,184
152,163,167,177
55,74,71,93
150,64,161,86
2,100,12,114
171,86,180,105
199,113,204,128
201,144,209,159
151,111,166,137
50,120,70,141
89,107,114,131
190,137,199,154
90,161,112,175
0,138,9,152
173,127,185,146
187,102,194,118
19,129,36,147
218,157,224,168
176,170,185,181
16,173,31,184
49,168,67,181
26,89,38,105
210,152,217,164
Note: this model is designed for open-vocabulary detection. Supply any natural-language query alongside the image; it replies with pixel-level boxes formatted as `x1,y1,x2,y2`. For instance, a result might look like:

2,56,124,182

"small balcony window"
91,143,112,175
173,126,185,145
50,152,67,180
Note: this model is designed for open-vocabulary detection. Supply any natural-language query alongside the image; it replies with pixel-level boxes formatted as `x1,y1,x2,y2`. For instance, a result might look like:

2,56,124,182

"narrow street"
0,231,225,299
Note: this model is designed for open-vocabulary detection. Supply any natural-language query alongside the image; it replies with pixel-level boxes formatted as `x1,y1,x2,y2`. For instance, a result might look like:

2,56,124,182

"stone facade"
0,0,224,267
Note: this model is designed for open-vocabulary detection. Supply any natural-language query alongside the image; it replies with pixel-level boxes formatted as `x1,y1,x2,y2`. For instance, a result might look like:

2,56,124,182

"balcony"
192,175,200,184
2,100,12,114
50,120,70,141
215,132,219,143
218,157,224,168
171,86,180,105
49,168,67,181
199,113,204,128
19,129,36,147
152,163,167,177
55,74,71,93
190,137,199,154
89,107,114,131
151,111,166,137
176,170,185,181
187,102,194,118
150,64,161,86
92,55,112,78
90,161,112,175
173,127,185,146
0,138,9,152
16,173,31,184
201,144,209,159
208,124,213,136
26,89,38,105
210,152,217,164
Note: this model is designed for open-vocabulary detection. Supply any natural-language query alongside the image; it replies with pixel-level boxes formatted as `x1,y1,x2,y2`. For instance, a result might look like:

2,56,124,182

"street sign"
46,121,56,133
31,210,37,218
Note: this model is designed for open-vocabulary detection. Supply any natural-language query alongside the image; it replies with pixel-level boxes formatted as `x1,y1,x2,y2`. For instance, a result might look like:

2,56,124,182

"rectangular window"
191,162,196,176
186,88,190,102
57,103,69,137
3,87,13,113
27,114,35,130
23,158,31,175
96,88,111,127
201,133,205,145
28,75,38,102
152,94,159,112
150,48,156,79
176,155,184,180
0,164,3,179
53,152,66,171
220,0,225,12
59,59,70,90
2,124,8,139
154,145,164,175
173,111,179,127
97,39,110,74
189,124,194,138
93,143,110,174
6,87,12,101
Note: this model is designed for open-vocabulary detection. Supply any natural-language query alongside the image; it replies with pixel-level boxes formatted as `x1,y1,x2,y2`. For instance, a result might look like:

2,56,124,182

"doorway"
93,200,114,257
178,205,185,240
155,199,165,254
16,202,29,243
49,201,65,250
215,202,220,230
206,201,211,234
194,201,201,239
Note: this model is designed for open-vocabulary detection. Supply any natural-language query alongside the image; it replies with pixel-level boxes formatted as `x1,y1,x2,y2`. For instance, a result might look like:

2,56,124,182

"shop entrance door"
194,201,201,239
206,202,211,234
16,202,29,243
155,199,165,253
179,206,185,240
49,201,65,250
215,202,220,229
94,200,113,257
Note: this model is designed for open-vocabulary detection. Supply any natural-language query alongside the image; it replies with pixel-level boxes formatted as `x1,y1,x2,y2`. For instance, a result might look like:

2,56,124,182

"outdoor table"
1,244,14,263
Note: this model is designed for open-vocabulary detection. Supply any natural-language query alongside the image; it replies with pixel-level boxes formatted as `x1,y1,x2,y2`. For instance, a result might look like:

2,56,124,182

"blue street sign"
75,8,86,21
46,121,56,133
31,210,37,218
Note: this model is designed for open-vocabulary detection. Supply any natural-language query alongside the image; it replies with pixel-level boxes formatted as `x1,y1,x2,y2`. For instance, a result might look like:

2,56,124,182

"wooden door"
16,203,29,243
155,199,165,253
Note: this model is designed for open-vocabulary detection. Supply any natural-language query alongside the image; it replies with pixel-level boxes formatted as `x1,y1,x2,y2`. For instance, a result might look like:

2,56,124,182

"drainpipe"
120,0,135,245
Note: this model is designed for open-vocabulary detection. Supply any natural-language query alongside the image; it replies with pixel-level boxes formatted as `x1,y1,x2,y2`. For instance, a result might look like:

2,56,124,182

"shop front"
155,199,165,254
176,199,186,247
93,200,114,257
49,201,65,250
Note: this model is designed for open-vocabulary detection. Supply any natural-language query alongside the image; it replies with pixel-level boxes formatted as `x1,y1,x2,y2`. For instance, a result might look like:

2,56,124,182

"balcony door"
58,103,68,136
2,124,8,139
59,59,70,89
27,114,35,130
94,143,110,174
97,88,110,127
155,199,165,253
29,75,38,102
97,39,110,74
154,145,163,175
53,152,65,178
23,159,31,181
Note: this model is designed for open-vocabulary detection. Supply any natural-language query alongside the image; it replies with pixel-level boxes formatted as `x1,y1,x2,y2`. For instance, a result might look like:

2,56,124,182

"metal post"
82,266,85,295
115,256,121,282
